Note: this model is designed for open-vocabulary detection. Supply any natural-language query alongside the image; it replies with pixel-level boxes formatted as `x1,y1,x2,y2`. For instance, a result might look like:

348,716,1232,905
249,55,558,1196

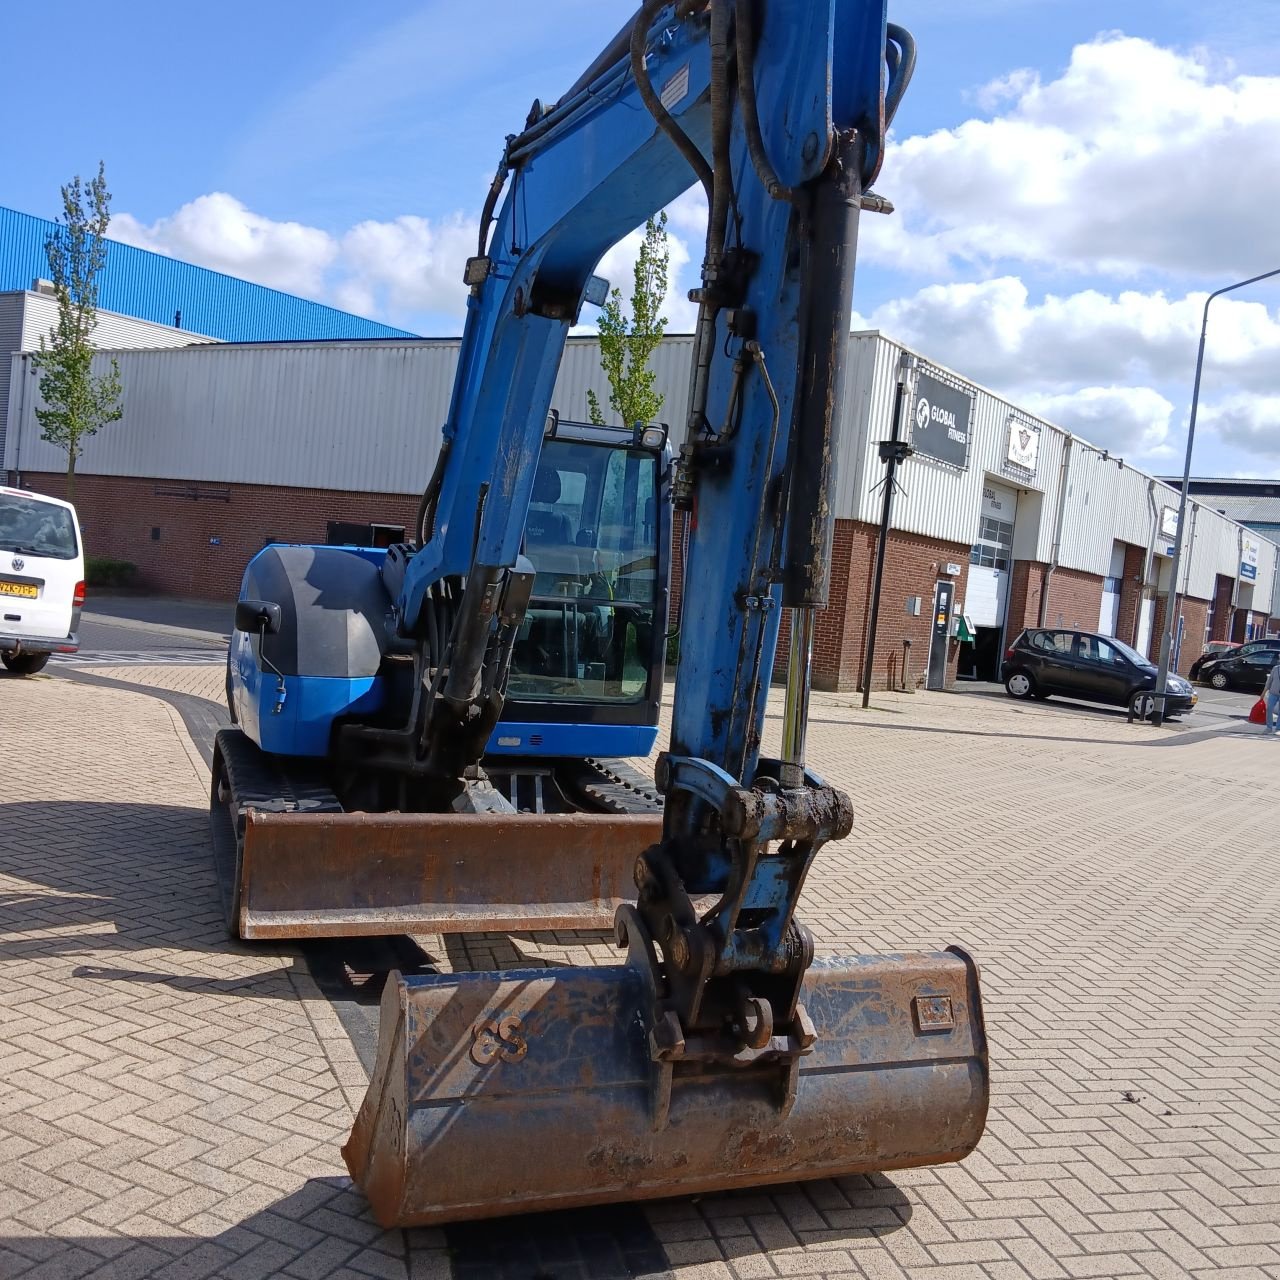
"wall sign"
1005,415,1041,471
911,370,972,469
1159,505,1179,542
1241,535,1259,582
981,483,1017,522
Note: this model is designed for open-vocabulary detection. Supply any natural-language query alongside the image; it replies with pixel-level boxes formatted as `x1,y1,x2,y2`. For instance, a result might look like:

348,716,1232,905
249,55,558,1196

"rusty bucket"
234,810,661,939
343,949,988,1227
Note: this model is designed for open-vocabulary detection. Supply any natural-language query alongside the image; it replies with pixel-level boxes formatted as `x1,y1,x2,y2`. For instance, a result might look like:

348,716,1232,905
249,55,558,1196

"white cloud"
338,215,478,320
862,34,1280,279
1200,393,1280,460
113,194,337,296
115,191,703,334
855,276,1280,397
1020,386,1176,457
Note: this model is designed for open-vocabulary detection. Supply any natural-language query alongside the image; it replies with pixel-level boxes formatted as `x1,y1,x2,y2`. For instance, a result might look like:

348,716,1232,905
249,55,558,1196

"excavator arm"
342,0,989,1226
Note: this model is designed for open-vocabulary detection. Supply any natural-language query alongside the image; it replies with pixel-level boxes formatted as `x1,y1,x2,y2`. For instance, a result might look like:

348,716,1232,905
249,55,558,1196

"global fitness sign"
911,370,973,469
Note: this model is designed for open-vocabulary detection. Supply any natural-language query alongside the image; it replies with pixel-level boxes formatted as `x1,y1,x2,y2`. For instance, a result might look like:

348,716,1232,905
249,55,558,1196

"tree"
30,161,123,503
587,212,671,428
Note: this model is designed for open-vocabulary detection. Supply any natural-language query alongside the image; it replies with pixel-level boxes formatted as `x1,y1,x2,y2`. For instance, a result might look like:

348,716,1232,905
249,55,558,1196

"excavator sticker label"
660,64,690,111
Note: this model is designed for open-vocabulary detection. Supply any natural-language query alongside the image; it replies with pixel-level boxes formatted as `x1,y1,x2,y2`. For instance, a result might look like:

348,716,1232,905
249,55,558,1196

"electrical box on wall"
906,596,922,616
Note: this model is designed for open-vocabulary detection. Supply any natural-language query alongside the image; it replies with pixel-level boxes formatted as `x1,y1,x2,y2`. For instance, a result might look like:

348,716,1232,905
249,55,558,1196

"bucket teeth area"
343,951,989,1228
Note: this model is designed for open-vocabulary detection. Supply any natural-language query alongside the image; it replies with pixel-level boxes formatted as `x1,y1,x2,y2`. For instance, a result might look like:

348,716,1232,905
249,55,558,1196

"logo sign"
1005,415,1040,471
11,557,23,573
910,371,972,469
1159,506,1179,542
1241,535,1259,582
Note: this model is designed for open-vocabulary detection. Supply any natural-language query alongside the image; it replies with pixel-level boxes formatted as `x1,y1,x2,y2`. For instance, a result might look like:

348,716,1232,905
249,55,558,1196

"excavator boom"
336,0,989,1224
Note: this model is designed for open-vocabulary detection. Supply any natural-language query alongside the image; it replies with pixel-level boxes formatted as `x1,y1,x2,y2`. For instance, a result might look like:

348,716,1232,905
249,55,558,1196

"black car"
1197,639,1280,692
1187,640,1240,682
1001,628,1197,715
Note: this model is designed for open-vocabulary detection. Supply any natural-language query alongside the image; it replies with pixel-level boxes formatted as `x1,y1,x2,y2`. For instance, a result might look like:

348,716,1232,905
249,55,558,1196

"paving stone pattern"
2,668,1278,1279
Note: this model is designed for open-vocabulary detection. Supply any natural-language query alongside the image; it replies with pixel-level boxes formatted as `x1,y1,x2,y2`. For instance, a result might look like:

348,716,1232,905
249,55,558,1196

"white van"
0,486,84,675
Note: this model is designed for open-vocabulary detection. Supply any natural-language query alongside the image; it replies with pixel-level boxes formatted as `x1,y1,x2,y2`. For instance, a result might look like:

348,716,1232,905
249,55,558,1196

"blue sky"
3,0,1279,475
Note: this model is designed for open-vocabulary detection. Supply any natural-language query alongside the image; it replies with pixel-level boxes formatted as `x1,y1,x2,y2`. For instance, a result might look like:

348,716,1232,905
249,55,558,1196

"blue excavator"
214,0,988,1226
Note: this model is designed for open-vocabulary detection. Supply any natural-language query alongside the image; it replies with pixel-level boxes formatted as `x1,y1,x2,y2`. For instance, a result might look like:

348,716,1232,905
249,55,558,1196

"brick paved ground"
1,666,1278,1279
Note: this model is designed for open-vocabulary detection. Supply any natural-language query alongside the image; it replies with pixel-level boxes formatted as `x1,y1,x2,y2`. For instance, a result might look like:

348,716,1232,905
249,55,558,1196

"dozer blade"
237,810,661,939
343,949,988,1227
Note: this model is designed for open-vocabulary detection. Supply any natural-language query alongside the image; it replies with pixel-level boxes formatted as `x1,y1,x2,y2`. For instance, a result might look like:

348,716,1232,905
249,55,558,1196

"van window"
0,494,79,560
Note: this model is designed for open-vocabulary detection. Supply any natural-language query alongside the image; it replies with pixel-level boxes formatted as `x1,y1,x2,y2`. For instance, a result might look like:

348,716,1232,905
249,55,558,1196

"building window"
970,515,1014,573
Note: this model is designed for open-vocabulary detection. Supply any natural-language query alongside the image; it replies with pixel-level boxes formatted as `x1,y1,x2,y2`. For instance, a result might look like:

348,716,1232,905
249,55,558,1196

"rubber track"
568,756,665,815
214,727,345,816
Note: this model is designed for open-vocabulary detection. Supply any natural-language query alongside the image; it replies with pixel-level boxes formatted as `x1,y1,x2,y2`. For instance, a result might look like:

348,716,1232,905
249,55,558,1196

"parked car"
1187,640,1240,681
1196,639,1280,692
1001,628,1197,715
0,487,84,675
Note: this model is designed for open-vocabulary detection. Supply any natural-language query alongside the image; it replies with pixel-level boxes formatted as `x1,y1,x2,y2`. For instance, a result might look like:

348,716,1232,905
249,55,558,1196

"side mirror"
234,599,283,635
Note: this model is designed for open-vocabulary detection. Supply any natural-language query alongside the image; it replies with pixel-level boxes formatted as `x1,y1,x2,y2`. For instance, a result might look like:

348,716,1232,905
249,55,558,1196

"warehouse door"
964,482,1018,680
1098,543,1124,637
1136,597,1154,658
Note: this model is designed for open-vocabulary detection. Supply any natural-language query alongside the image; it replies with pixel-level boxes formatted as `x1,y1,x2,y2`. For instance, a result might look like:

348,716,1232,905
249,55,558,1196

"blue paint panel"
247,673,385,757
485,722,658,759
0,206,416,342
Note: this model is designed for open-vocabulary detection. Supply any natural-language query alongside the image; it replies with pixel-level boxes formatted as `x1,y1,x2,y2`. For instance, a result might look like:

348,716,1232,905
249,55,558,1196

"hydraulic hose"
884,24,917,129
630,0,715,202
707,0,734,260
415,439,451,546
735,0,802,208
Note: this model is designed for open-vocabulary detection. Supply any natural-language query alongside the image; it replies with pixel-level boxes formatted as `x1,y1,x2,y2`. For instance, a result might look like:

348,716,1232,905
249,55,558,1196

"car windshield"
1107,636,1152,667
508,438,660,705
0,493,78,560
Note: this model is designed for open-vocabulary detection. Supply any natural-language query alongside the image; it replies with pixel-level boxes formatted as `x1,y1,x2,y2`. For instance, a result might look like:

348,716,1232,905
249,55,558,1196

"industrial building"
0,205,415,461
5,329,1275,692
1162,476,1280,545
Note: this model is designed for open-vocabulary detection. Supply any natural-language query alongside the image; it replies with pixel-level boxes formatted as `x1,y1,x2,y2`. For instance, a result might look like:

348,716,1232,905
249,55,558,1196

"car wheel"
1005,670,1035,699
1132,692,1156,720
2,652,50,676
1209,671,1229,690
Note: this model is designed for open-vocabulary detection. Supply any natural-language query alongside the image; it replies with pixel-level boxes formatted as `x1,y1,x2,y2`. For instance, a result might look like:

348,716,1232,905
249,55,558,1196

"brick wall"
1041,566,1104,632
839,522,971,694
23,471,418,599
1211,574,1235,643
1006,562,1104,635
1116,544,1146,648
1007,560,1045,634
1151,592,1212,675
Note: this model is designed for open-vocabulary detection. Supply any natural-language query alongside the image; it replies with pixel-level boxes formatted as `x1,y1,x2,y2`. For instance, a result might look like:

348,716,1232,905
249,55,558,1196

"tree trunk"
66,449,76,506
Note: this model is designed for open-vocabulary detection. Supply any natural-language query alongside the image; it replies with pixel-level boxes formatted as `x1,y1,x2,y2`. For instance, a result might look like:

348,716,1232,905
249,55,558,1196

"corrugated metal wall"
557,335,693,436
6,327,1275,611
0,292,22,465
16,292,218,352
842,331,1276,604
3,336,694,494
0,205,415,342
845,333,1062,552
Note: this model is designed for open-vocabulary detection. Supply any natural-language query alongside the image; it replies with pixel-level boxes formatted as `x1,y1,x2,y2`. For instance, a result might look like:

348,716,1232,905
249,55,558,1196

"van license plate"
0,580,38,599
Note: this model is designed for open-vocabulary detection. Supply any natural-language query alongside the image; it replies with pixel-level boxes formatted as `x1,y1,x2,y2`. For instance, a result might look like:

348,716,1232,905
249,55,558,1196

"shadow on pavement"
0,1173,912,1280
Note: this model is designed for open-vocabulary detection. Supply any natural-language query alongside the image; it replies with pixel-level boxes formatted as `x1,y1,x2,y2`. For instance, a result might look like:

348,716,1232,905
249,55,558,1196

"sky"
2,0,1279,478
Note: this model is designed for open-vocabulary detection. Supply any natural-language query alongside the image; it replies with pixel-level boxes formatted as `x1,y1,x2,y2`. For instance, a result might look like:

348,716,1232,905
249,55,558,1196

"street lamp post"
1151,265,1280,725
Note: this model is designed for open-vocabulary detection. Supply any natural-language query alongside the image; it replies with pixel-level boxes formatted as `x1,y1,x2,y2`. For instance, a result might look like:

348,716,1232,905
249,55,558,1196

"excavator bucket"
343,948,988,1227
235,811,661,939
